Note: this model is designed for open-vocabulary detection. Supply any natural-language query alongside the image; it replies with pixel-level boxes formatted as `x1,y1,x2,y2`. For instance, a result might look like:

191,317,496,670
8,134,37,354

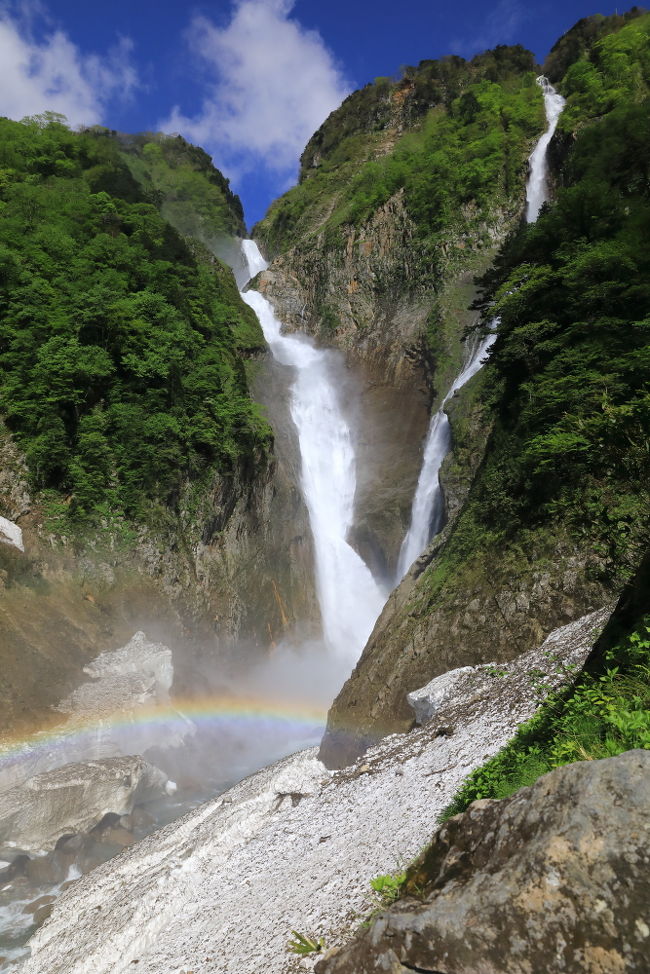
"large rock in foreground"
0,757,169,852
316,750,650,974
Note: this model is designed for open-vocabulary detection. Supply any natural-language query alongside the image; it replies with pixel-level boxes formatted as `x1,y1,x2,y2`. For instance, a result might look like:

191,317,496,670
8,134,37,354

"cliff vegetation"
319,11,650,764
0,115,269,526
257,45,545,281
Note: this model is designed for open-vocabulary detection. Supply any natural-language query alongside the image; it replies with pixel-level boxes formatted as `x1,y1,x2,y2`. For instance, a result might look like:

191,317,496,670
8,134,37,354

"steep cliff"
319,12,650,765
254,45,546,574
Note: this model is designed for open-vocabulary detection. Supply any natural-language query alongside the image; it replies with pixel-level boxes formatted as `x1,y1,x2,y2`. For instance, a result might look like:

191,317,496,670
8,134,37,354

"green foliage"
471,93,650,576
370,871,407,905
543,7,648,83
256,48,545,260
287,931,325,955
327,76,541,239
441,616,650,818
0,115,269,524
118,131,246,242
555,13,650,130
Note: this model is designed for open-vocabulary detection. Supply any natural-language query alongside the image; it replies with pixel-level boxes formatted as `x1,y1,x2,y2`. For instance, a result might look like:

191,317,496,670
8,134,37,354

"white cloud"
0,4,137,127
161,0,350,182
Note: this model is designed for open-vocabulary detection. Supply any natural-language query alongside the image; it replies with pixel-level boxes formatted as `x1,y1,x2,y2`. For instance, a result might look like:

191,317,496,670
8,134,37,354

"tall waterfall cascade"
241,241,384,664
397,76,565,580
526,77,566,223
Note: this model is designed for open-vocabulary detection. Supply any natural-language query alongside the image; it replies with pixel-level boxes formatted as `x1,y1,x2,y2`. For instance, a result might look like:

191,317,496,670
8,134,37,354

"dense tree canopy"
0,115,268,522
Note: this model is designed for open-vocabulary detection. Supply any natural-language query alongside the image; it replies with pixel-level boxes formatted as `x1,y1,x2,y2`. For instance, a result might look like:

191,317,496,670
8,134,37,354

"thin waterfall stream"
397,76,565,581
395,326,497,581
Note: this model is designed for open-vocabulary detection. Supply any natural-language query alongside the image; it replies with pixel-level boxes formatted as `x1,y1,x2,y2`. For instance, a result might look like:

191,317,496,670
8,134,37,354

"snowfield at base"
21,608,610,974
0,516,23,552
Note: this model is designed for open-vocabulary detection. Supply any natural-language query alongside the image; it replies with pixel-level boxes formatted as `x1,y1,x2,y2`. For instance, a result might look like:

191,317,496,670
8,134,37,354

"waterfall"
241,241,384,664
397,76,565,580
395,328,497,581
526,77,566,224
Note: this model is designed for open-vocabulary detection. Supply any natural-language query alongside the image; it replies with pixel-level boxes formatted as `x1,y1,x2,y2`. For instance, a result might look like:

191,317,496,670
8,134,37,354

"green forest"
0,115,269,525
257,45,546,265
471,12,650,576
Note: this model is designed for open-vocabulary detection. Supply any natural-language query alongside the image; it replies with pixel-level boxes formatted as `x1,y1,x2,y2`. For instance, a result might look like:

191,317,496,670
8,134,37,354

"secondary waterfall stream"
526,77,566,223
397,76,565,580
241,241,384,663
395,327,497,580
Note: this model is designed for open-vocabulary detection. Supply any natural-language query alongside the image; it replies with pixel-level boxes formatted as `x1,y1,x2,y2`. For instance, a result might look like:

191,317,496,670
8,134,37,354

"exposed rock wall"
320,534,609,767
259,192,428,378
256,192,515,577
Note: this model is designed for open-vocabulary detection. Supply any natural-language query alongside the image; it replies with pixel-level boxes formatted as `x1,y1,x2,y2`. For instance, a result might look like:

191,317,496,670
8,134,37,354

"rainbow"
0,694,328,777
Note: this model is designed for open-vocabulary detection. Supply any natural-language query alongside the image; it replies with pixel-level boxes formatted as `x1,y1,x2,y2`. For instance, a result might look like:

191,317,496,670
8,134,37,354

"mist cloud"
0,4,138,127
161,0,351,184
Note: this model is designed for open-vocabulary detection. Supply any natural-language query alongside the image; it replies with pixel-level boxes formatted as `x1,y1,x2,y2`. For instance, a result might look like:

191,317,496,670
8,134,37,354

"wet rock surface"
315,750,650,974
255,192,505,580
320,538,609,768
0,757,168,853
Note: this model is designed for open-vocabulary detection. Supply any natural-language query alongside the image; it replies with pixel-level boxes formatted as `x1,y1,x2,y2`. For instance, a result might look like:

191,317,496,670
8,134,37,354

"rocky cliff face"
252,49,545,574
319,531,608,767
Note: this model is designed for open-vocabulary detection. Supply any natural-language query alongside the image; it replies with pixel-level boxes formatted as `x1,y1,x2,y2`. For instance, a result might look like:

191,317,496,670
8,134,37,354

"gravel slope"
21,608,610,974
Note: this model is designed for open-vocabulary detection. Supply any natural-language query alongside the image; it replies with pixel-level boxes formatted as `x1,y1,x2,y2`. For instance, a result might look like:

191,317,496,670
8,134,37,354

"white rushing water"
241,241,384,664
395,327,497,580
397,76,565,580
526,76,566,223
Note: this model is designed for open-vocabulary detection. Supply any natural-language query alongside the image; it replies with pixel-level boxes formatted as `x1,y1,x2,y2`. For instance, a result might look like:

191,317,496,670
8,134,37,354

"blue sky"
0,0,626,226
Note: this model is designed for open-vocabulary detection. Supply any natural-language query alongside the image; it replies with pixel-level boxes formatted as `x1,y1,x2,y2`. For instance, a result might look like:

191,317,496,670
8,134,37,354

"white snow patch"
408,665,478,724
21,608,611,974
0,515,23,552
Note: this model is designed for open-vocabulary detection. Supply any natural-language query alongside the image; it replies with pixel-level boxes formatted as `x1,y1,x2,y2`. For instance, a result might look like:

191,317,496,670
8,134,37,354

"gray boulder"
316,750,650,974
0,756,169,852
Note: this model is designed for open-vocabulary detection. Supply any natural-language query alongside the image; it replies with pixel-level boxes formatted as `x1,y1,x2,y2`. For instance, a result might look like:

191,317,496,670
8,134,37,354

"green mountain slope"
319,11,650,766
118,130,246,245
257,45,544,264
0,115,268,524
